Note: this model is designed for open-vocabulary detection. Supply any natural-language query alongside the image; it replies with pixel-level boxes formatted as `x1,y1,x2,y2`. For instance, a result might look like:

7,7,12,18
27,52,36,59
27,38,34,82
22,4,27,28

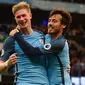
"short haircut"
49,8,72,29
12,1,31,15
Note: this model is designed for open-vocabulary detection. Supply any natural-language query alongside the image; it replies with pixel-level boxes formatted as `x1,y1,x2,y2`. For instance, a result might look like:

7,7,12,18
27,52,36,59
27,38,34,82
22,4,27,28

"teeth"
20,22,26,25
24,21,26,23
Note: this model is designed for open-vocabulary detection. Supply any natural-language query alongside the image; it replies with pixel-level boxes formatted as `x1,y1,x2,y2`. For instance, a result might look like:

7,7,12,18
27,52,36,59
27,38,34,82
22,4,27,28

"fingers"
6,53,17,67
10,53,17,63
67,65,71,73
9,28,18,36
16,25,20,30
9,55,17,64
10,53,17,57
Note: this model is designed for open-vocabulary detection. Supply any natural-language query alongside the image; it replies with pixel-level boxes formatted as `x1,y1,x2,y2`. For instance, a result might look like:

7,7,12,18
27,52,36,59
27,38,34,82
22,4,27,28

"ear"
14,17,18,24
62,24,66,29
29,12,32,19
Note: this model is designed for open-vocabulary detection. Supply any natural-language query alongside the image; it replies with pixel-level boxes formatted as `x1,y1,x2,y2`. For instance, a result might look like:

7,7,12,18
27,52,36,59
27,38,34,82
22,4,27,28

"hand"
9,25,20,36
67,65,71,73
9,28,18,36
5,53,17,67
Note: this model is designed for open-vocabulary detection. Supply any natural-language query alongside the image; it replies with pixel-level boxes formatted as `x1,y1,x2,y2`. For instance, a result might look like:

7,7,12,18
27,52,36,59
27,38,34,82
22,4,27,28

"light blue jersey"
0,31,49,85
10,32,72,85
44,34,72,85
14,31,49,85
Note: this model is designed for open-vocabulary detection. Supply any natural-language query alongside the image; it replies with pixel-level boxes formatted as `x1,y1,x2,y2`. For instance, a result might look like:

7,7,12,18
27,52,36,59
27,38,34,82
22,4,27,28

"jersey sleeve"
13,32,65,56
0,36,15,61
39,37,65,54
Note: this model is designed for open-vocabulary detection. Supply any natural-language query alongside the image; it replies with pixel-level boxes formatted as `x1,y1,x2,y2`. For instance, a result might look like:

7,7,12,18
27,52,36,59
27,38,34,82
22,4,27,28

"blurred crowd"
64,24,85,77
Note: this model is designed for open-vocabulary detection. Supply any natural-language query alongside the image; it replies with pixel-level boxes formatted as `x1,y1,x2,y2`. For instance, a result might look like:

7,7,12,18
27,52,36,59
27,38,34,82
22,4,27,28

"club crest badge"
39,39,44,44
44,43,51,50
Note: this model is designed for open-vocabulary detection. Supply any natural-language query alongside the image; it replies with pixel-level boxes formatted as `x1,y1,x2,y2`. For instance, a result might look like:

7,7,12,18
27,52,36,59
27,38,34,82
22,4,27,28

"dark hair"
49,8,72,33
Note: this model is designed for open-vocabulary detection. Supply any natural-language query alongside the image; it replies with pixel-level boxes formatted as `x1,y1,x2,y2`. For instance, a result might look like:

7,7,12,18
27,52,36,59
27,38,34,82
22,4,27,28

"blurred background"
0,0,85,85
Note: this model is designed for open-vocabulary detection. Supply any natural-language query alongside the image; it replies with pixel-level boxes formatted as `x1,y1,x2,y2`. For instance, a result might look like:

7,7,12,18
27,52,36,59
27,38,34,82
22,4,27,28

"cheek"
16,20,19,24
15,19,18,24
54,25,60,31
55,24,60,28
15,18,19,23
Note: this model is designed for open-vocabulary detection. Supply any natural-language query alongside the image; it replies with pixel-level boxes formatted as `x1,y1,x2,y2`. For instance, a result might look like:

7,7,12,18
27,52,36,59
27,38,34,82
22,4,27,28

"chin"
21,26,27,29
48,32,52,35
48,31,52,34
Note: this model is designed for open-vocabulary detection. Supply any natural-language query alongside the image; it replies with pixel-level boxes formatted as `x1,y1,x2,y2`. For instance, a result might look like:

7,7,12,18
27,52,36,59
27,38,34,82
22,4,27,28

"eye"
16,16,21,19
53,19,57,23
22,14,26,17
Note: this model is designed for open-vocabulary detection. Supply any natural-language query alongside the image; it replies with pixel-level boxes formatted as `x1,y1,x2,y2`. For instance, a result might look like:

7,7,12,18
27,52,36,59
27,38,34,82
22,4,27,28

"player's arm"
0,53,17,72
0,36,16,72
10,31,65,56
0,60,8,72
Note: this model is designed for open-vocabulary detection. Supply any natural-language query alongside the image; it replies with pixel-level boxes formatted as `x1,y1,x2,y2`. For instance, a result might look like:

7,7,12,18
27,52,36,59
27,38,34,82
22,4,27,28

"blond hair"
12,1,31,15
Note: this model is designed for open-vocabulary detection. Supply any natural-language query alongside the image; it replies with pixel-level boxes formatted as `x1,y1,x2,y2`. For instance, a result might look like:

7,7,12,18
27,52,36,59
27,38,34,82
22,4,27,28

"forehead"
15,8,29,17
49,14,62,20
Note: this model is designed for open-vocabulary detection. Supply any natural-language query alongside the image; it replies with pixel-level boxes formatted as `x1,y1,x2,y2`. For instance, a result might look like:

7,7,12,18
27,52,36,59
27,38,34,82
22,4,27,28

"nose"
48,20,52,26
20,16,24,21
48,22,52,27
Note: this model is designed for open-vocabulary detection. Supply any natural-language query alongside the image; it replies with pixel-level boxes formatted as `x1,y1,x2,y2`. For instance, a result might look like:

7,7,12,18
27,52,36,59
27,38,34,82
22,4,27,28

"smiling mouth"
19,20,27,25
48,26,54,30
19,21,26,26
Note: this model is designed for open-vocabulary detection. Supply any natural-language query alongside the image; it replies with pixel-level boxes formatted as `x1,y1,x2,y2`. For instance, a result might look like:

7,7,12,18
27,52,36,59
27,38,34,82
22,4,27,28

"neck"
51,32,62,40
20,26,33,35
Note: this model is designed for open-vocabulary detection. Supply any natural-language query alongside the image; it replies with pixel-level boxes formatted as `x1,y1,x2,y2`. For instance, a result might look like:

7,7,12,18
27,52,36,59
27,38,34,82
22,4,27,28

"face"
15,8,32,29
48,14,65,35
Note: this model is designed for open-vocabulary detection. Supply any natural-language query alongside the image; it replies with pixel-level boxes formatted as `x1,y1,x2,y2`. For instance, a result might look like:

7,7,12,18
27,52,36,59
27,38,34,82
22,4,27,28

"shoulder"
32,30,44,38
3,36,15,51
50,36,66,52
56,35,66,43
33,29,44,35
4,36,15,46
0,36,15,61
4,36,15,44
